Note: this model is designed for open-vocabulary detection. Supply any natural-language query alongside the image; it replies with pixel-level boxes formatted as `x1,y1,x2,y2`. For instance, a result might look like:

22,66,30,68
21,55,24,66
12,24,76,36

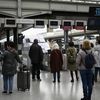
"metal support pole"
64,30,68,50
6,29,10,42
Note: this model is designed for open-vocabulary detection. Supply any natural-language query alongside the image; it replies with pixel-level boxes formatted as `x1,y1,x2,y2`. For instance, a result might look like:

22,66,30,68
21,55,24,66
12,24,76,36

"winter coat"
76,49,94,70
50,49,63,73
0,50,22,75
29,43,43,64
94,44,100,67
66,47,77,71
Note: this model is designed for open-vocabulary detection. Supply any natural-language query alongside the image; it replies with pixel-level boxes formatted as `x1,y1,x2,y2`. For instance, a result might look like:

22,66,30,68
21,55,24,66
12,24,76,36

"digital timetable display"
89,7,100,17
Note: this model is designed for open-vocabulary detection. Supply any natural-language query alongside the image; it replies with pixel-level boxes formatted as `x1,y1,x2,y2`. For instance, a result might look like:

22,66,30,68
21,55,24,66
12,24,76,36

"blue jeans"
80,69,93,100
3,75,14,92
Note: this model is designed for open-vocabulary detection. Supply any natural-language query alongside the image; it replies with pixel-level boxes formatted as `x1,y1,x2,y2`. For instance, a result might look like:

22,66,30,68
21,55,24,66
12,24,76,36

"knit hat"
52,43,59,50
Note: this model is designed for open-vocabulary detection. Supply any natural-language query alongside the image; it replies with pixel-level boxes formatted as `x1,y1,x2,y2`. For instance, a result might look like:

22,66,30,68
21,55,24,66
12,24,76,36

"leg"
3,75,8,92
80,70,88,99
32,64,36,80
75,70,79,81
53,72,56,82
70,71,74,82
37,64,41,80
87,70,93,100
9,75,14,93
57,71,60,82
94,67,98,82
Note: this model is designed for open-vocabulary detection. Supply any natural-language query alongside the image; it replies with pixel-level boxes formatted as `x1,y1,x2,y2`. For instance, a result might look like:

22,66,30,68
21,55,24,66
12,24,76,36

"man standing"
29,39,43,81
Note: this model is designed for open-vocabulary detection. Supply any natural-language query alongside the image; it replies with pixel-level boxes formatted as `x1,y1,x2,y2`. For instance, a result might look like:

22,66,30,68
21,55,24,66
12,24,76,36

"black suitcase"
17,70,30,91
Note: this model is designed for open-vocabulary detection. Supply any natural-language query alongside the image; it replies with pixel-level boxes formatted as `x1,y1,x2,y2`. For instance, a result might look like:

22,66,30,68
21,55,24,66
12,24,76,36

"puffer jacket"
76,49,93,70
0,50,21,75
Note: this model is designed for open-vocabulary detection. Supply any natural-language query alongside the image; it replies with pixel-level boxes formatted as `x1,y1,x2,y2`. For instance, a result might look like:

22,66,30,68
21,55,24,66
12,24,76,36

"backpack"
67,48,76,64
84,50,96,69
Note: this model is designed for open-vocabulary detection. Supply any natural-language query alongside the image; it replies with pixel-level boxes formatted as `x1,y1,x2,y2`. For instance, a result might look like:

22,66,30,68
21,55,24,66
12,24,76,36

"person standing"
67,41,79,82
94,37,100,82
76,40,94,100
0,41,22,94
29,39,43,81
50,43,63,83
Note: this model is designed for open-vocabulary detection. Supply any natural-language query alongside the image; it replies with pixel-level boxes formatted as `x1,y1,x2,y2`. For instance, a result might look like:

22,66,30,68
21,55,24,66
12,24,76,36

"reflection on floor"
0,71,99,100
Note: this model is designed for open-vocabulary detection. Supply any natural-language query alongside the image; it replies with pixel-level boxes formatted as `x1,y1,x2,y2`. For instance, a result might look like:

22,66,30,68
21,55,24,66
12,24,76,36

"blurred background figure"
50,42,63,83
29,39,43,81
67,41,79,82
94,36,100,82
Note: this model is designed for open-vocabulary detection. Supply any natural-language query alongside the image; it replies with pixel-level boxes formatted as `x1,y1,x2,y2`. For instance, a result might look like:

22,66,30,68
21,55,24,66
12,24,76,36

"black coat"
29,43,43,64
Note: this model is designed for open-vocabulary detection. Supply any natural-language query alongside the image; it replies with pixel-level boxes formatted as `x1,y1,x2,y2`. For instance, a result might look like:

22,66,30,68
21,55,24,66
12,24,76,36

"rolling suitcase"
17,69,30,91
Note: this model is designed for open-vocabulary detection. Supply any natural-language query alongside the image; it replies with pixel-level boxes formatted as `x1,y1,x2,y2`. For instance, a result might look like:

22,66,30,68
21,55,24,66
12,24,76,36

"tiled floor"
0,71,99,100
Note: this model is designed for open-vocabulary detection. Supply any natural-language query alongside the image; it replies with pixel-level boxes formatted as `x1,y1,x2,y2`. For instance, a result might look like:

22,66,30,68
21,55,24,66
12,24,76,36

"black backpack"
84,50,96,69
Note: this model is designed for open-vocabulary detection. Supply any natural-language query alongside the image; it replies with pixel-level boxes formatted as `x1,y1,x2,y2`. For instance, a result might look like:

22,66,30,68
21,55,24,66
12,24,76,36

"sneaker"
2,91,7,93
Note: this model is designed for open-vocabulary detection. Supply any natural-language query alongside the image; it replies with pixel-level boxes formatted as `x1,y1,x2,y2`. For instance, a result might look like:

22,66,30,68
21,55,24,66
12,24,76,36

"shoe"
58,80,60,83
81,97,88,100
32,78,36,81
9,92,12,94
53,80,56,83
2,91,7,93
76,77,79,81
71,80,74,82
37,79,41,81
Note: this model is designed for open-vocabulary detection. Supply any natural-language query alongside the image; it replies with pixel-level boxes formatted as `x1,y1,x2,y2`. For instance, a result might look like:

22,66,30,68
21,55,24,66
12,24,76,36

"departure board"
89,7,100,17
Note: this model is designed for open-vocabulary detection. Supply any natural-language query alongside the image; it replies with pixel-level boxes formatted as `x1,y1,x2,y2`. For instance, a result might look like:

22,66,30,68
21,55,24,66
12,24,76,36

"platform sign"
74,20,87,30
4,18,16,27
89,7,100,17
62,20,74,30
34,19,46,28
49,20,61,29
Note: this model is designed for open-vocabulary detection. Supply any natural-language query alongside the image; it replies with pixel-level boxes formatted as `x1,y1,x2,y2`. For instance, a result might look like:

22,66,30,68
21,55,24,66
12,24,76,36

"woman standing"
50,43,63,83
76,40,94,100
0,41,22,94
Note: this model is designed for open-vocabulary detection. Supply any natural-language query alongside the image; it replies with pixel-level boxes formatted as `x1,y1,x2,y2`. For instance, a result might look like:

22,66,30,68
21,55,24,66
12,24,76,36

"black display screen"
6,19,15,25
50,21,58,26
77,22,84,26
87,18,100,30
89,7,100,17
36,20,44,25
64,22,71,26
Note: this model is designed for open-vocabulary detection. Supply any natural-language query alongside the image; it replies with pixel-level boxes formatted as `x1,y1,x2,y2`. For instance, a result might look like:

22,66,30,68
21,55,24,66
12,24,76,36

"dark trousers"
3,75,14,92
80,69,93,100
70,70,79,81
32,63,40,80
53,71,60,82
95,67,100,82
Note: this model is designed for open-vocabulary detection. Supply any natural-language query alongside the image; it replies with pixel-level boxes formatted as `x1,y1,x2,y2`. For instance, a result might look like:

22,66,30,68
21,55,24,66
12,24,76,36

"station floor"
0,71,99,100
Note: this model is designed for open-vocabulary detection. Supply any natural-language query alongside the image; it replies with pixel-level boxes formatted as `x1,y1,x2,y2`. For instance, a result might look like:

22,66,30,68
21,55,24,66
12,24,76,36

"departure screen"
6,19,16,25
89,7,100,17
76,22,84,26
64,22,71,26
36,21,44,25
50,21,58,26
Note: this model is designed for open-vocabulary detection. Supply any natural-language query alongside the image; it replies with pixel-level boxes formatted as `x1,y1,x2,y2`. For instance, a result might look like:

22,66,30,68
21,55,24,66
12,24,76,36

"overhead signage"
89,7,100,17
62,20,74,30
